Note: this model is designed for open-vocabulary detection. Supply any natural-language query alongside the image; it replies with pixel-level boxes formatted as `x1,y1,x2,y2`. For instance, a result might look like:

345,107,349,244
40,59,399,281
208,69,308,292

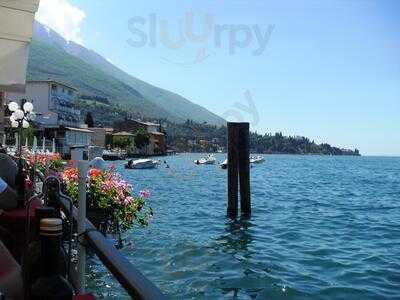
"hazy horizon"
35,0,400,156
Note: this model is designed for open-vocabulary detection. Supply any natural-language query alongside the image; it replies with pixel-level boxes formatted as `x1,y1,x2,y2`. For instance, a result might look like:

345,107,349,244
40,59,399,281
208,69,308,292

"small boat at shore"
125,159,158,169
194,154,216,165
220,159,228,169
103,150,126,161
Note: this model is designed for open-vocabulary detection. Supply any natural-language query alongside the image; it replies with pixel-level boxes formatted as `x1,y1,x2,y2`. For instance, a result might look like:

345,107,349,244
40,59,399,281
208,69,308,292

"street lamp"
8,99,35,143
8,100,35,206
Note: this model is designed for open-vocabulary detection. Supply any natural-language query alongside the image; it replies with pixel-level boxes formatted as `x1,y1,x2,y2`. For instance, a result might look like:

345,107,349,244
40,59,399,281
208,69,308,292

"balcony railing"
54,104,80,115
58,119,81,128
51,91,75,102
39,176,167,300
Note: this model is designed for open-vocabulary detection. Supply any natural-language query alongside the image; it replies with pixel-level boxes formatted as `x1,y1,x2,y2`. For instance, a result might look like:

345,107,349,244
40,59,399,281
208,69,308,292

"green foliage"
76,99,128,128
49,159,65,171
165,119,360,155
80,94,109,104
105,134,113,148
27,38,224,125
248,132,359,155
112,136,132,149
71,99,360,155
85,112,94,127
134,129,150,149
22,127,34,145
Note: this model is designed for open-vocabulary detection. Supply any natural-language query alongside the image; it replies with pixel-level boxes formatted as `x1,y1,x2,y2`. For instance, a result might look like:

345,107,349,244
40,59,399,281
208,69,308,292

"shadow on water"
212,216,266,299
215,216,254,255
213,216,312,300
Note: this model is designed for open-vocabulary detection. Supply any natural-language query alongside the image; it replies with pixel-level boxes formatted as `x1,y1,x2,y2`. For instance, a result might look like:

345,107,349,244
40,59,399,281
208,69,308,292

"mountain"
29,21,226,126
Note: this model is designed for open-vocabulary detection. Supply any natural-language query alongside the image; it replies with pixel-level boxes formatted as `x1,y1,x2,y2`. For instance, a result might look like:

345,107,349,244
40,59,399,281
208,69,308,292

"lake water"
86,154,400,299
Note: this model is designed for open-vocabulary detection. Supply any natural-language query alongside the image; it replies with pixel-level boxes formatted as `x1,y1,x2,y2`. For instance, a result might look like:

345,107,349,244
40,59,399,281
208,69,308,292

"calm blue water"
86,154,400,299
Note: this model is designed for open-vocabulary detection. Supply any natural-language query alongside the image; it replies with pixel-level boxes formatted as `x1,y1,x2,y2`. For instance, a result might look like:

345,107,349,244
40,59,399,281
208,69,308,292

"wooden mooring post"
227,122,251,217
227,123,239,217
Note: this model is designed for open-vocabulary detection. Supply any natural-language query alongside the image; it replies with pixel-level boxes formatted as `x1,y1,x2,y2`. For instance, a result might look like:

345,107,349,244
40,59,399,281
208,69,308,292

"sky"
35,0,400,156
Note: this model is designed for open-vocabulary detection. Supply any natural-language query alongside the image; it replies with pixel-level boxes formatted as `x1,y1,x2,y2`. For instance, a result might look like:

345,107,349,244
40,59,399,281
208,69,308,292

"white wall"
6,82,50,114
65,130,92,146
146,125,159,133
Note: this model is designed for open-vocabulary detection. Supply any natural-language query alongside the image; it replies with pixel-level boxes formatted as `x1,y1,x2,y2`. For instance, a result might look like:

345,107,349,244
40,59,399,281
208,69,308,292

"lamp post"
8,101,35,155
8,101,35,206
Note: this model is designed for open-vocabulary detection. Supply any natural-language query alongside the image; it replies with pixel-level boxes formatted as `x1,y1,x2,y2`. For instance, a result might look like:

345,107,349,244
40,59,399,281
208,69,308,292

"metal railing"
55,104,80,115
40,174,167,300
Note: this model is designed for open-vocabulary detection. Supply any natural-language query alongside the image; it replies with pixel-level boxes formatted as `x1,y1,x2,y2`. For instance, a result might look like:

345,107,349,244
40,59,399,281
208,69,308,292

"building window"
62,88,65,93
68,89,73,96
51,84,57,92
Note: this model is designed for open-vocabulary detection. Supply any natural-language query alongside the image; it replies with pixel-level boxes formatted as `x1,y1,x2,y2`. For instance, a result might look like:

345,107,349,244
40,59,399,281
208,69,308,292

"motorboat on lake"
250,155,265,164
194,154,216,165
220,155,265,169
220,159,228,169
125,159,158,169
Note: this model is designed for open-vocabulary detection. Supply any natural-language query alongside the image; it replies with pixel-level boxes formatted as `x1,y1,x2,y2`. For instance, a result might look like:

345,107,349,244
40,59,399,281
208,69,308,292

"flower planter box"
86,202,109,232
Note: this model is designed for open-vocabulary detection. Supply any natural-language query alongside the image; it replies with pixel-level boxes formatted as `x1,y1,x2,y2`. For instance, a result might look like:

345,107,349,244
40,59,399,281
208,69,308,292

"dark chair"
0,240,23,300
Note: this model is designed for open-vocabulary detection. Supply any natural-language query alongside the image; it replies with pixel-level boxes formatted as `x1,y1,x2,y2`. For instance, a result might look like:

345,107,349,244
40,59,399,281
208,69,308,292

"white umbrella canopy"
0,40,30,92
0,0,40,138
0,0,40,92
0,0,39,12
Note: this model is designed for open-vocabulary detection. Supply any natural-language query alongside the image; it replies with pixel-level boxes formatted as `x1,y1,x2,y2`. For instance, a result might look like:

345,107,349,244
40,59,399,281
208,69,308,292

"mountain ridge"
31,21,226,126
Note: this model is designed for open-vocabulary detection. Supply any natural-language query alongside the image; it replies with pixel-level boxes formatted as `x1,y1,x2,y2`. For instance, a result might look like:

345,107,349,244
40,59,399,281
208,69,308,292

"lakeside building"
113,119,167,155
42,126,93,155
90,127,108,148
5,80,81,127
3,79,94,156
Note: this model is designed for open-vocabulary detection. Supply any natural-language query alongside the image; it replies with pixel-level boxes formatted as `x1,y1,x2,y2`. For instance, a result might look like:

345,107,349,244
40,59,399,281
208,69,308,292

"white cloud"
35,0,86,44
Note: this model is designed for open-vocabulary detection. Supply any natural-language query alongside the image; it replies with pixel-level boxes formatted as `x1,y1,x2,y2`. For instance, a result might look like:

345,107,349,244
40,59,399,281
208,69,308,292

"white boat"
220,159,228,169
250,155,265,164
194,154,216,165
103,150,126,161
125,159,158,169
220,156,265,169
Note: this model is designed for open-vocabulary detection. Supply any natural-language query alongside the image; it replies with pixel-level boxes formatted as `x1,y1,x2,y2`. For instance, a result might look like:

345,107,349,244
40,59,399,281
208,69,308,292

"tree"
22,127,34,145
85,112,94,127
134,128,150,149
112,136,132,149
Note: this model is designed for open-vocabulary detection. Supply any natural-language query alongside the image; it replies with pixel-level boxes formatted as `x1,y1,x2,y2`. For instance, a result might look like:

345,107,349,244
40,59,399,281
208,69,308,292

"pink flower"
125,196,135,205
139,190,151,198
25,176,33,189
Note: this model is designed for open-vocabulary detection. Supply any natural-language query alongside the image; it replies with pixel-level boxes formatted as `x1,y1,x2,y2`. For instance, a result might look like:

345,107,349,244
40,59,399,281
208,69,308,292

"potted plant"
62,166,152,234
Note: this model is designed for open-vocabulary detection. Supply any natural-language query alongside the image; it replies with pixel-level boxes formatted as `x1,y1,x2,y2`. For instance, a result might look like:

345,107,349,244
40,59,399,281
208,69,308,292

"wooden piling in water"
227,122,251,216
227,122,251,217
238,123,251,216
227,122,239,217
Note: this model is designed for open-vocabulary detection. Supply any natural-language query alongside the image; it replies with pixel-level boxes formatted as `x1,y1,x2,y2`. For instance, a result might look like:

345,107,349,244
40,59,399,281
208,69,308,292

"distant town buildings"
184,137,223,153
113,119,167,155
